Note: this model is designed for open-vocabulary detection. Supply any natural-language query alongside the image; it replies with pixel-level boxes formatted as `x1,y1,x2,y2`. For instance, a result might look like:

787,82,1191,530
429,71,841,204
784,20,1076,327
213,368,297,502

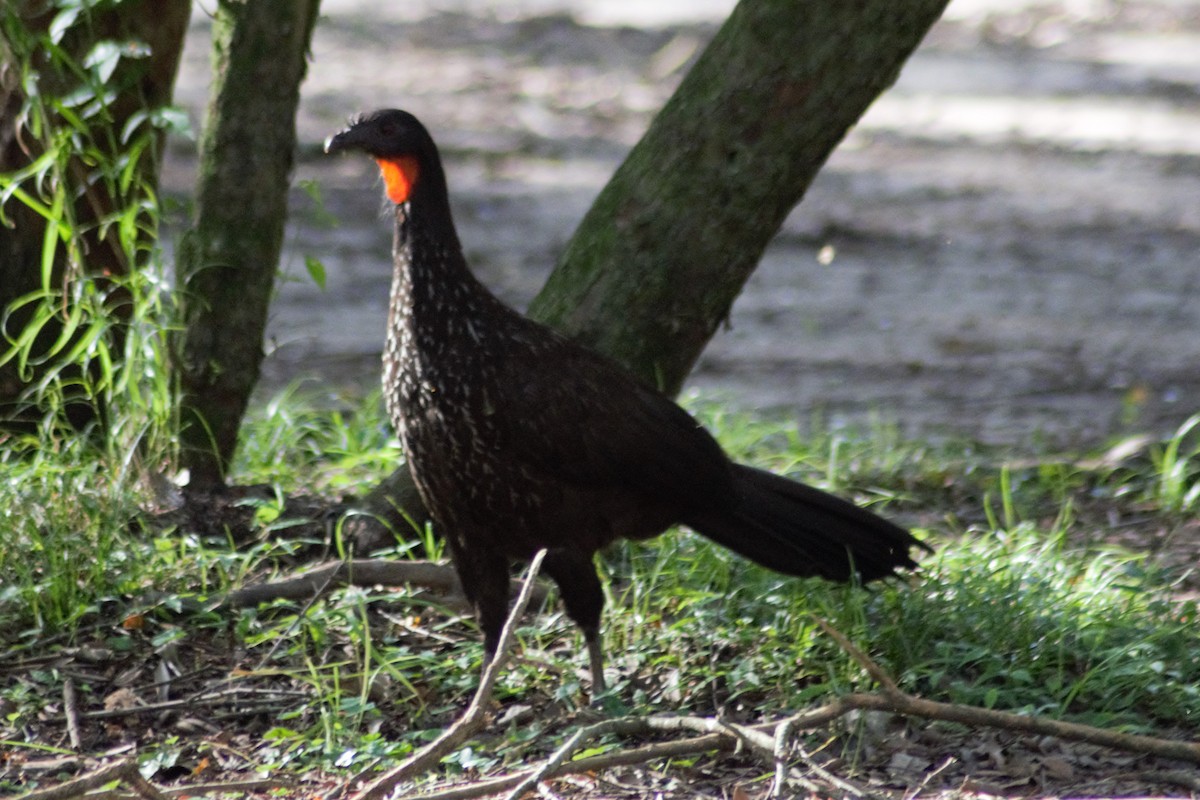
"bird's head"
325,109,434,205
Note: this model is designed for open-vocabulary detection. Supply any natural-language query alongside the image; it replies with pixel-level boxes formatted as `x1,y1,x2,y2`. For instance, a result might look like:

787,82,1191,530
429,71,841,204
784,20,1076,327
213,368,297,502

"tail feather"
683,464,925,582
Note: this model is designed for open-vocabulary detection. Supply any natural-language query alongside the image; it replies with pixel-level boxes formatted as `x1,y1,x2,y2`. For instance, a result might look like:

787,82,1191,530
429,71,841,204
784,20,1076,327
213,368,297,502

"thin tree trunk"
176,0,320,490
527,0,952,393
346,0,950,550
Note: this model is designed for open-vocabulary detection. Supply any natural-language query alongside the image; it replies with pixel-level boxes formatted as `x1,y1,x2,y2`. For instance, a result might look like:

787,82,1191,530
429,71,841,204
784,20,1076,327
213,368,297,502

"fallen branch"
1131,769,1200,792
15,760,165,800
43,688,302,725
815,619,1200,765
830,692,1200,764
28,778,295,800
224,558,547,611
340,550,548,800
160,777,295,797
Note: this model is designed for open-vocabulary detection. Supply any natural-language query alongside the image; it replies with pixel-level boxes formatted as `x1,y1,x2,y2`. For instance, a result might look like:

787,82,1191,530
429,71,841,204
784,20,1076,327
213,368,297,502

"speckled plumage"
327,109,926,693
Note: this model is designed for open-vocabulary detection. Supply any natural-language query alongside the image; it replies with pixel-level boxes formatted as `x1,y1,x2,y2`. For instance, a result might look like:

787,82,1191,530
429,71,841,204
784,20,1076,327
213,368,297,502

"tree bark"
345,0,950,550
0,1,189,429
527,0,952,393
176,0,320,489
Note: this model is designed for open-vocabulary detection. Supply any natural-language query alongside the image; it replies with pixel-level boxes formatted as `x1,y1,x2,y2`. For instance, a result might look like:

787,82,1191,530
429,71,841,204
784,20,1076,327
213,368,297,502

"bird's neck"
386,178,519,402
390,196,496,326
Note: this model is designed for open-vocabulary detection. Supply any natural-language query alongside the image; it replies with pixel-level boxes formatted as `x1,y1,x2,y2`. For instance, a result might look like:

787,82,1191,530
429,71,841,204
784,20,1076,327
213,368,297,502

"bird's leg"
451,543,514,676
583,625,606,696
542,549,607,698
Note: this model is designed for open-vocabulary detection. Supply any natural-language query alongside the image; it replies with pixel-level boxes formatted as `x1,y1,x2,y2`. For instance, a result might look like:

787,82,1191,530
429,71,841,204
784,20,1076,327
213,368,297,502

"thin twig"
905,755,956,800
814,618,899,693
812,621,1200,764
771,716,794,798
787,741,875,799
44,694,294,724
254,558,345,669
343,550,548,800
226,558,547,610
507,714,783,800
503,718,648,800
62,677,82,750
397,732,733,800
123,770,169,800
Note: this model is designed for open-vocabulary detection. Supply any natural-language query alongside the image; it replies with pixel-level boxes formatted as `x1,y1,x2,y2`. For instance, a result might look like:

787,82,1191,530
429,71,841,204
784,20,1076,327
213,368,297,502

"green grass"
234,383,400,496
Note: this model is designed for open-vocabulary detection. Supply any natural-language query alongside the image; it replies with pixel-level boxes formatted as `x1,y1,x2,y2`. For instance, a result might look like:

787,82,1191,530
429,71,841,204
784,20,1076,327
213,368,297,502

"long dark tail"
683,464,925,582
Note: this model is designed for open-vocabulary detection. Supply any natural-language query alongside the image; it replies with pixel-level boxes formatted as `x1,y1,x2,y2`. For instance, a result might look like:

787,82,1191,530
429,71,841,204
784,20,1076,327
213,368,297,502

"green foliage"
0,0,189,655
600,518,1197,733
871,527,1198,727
0,2,186,449
233,383,399,495
1,442,141,639
1149,412,1200,513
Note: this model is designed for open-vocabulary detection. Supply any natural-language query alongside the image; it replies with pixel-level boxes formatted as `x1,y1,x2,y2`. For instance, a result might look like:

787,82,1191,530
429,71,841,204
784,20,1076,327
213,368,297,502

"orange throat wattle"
375,156,420,204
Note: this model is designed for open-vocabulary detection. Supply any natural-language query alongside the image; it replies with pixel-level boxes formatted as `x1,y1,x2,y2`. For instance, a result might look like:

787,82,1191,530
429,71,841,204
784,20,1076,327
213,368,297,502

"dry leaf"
103,687,142,711
1040,756,1075,781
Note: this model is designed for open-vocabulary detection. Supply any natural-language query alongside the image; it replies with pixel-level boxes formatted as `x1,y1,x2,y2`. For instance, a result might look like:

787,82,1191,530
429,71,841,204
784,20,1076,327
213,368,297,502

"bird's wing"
491,336,735,509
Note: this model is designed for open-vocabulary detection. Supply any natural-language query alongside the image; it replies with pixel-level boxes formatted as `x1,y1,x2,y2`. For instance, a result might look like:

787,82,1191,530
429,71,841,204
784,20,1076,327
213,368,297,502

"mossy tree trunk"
347,0,950,550
0,0,189,430
176,0,320,490
527,0,952,393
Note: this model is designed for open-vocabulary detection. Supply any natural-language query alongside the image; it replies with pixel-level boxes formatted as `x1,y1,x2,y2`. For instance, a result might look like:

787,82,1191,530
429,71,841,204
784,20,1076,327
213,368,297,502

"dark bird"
325,109,926,694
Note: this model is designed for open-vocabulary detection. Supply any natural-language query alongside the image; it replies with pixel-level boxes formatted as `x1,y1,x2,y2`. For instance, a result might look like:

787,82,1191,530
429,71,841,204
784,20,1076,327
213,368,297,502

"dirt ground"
162,0,1200,453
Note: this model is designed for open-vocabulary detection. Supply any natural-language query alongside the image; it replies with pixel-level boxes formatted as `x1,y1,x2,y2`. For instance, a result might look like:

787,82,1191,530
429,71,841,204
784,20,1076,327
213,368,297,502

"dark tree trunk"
0,0,190,429
345,0,951,551
175,0,320,490
527,0,952,393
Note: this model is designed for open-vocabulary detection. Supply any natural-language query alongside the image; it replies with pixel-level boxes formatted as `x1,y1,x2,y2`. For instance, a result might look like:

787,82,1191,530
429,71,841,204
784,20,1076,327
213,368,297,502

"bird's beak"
326,122,372,154
324,127,358,155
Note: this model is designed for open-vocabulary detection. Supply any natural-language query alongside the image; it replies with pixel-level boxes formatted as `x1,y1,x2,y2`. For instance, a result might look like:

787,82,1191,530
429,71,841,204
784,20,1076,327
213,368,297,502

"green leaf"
48,7,82,44
305,256,327,290
120,109,149,145
572,745,614,760
83,41,123,84
152,106,194,139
